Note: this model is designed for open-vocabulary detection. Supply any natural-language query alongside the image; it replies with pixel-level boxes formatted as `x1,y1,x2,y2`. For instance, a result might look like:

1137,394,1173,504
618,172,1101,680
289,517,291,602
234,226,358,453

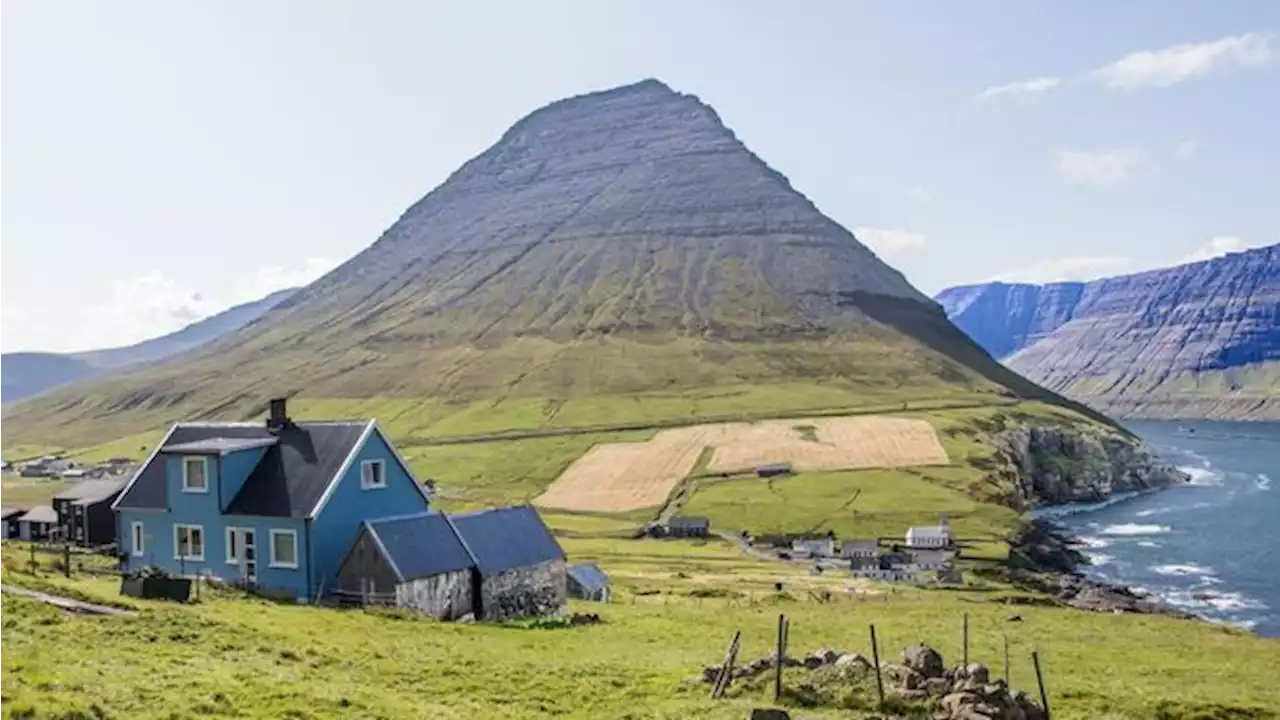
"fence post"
774,613,787,701
869,623,885,707
962,612,969,668
1032,650,1052,720
64,544,72,578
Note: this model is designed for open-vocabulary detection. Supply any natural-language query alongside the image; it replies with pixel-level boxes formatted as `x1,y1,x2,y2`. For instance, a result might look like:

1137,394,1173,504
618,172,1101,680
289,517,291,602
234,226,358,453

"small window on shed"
361,460,386,489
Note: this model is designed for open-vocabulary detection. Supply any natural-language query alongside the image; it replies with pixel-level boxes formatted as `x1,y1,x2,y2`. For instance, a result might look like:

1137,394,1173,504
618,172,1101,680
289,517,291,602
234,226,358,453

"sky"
2,1,1277,353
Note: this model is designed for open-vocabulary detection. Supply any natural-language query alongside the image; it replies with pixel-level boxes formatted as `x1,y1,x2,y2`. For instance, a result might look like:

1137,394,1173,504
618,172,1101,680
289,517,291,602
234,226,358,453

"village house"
113,398,433,602
334,505,567,621
791,534,836,558
909,548,953,571
1,508,27,539
841,539,879,568
755,462,792,478
566,562,611,602
17,506,58,541
905,517,954,549
52,479,124,547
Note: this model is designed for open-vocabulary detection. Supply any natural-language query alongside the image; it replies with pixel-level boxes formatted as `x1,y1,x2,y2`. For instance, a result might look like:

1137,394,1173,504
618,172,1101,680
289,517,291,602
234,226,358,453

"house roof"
566,562,610,591
666,516,710,529
20,505,58,524
53,479,124,503
907,526,951,536
116,420,373,517
163,437,280,455
450,505,566,575
842,540,878,550
365,512,476,582
0,508,28,520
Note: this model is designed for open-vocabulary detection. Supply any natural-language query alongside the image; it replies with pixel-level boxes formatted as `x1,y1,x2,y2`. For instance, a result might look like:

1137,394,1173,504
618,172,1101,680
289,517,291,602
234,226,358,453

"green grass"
2,542,1276,720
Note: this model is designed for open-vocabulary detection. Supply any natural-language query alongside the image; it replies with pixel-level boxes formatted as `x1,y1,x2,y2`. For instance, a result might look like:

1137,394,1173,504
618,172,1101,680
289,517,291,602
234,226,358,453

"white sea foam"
1151,563,1215,577
1258,473,1272,491
1162,589,1268,613
1181,466,1223,486
1074,536,1111,549
1136,540,1160,548
1100,523,1171,537
1085,553,1113,567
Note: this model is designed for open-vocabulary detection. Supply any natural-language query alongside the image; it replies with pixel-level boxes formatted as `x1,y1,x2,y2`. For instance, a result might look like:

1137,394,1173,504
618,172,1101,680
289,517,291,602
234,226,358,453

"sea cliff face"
935,244,1280,421
999,426,1189,507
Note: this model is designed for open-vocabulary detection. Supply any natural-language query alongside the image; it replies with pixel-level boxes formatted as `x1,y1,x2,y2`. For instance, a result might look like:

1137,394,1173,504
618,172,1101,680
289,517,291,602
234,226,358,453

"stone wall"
480,559,567,621
396,569,473,621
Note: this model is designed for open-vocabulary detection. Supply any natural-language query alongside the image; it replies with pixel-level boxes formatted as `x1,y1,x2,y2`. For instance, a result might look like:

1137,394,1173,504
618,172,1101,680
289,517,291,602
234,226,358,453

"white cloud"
1057,148,1149,186
1175,140,1200,158
1178,236,1272,264
987,256,1136,284
977,76,1062,101
82,256,337,350
854,227,928,258
906,185,932,204
1091,32,1273,90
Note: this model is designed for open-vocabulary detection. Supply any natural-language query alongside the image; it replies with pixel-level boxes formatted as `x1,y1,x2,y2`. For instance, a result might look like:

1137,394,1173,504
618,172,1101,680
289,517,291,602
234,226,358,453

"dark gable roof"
450,505,565,575
667,516,710,530
116,421,370,517
366,513,475,582
224,422,368,517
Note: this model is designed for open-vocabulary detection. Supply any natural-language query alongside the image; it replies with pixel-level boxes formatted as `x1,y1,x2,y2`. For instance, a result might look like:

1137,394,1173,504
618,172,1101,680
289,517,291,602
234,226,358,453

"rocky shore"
1001,519,1201,622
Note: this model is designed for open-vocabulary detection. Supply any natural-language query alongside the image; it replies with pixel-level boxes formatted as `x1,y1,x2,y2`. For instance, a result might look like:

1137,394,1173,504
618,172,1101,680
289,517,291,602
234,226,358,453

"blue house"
112,398,432,602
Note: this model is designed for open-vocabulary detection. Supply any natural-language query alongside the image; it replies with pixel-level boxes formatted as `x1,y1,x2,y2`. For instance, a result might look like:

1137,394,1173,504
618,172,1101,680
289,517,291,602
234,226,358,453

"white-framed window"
182,456,209,493
360,459,386,490
174,524,205,562
131,521,145,558
269,529,298,569
225,527,247,565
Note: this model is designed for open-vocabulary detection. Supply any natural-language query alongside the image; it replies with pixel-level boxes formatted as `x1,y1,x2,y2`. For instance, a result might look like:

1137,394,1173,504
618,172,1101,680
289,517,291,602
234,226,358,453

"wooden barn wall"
479,559,567,621
335,528,400,597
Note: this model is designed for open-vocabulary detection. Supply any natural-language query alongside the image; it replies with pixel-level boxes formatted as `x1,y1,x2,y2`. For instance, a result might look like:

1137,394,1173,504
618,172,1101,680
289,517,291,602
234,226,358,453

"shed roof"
117,421,371,517
666,516,710,530
365,513,475,582
53,479,124,502
450,505,565,575
20,505,58,524
566,562,610,591
0,508,28,520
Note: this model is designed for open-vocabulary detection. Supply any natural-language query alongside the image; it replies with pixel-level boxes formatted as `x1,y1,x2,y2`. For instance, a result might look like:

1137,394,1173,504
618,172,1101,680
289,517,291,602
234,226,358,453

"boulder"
811,648,841,665
802,655,825,670
939,692,983,715
902,644,946,678
834,653,871,670
923,677,951,697
896,688,930,702
884,663,925,689
965,663,990,684
749,709,790,720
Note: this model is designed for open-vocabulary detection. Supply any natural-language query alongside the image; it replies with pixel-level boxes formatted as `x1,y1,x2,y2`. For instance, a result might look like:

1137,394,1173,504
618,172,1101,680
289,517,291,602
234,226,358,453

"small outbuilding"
658,516,710,538
335,505,567,622
17,505,58,542
1,508,27,539
755,462,793,478
53,478,124,547
566,562,611,602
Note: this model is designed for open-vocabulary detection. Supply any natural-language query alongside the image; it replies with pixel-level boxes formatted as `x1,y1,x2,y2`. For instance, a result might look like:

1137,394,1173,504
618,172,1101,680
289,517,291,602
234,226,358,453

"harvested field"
534,415,948,513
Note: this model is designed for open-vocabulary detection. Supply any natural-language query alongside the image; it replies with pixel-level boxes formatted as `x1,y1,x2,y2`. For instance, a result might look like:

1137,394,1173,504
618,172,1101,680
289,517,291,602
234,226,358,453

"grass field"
2,541,1276,720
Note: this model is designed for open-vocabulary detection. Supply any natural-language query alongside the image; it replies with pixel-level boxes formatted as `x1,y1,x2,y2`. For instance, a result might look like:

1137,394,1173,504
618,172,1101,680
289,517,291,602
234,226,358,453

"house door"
232,529,257,584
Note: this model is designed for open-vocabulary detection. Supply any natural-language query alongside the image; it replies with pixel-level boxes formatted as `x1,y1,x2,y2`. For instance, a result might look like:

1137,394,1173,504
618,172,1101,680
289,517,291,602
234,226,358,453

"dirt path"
1,583,136,617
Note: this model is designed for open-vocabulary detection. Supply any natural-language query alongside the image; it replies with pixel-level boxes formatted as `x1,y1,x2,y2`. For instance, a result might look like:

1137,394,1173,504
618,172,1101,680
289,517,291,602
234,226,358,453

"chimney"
267,397,290,431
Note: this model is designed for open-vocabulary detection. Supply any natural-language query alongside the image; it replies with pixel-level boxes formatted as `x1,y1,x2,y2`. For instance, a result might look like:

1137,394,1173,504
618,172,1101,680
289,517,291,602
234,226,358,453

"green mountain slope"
4,80,1097,447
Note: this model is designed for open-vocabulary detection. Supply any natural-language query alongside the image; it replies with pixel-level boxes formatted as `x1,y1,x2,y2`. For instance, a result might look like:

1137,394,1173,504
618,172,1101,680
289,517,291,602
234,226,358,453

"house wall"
308,429,430,596
85,494,121,546
478,559,567,621
217,447,269,512
117,507,308,597
396,570,474,620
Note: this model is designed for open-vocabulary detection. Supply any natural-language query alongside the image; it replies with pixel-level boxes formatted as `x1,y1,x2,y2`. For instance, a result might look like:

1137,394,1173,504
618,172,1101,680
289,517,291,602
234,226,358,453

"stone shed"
335,505,567,621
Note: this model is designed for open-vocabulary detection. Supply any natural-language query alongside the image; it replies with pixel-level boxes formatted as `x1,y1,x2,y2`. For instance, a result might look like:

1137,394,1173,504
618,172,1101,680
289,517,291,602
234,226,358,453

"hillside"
1,288,296,404
5,79,1094,448
936,245,1279,421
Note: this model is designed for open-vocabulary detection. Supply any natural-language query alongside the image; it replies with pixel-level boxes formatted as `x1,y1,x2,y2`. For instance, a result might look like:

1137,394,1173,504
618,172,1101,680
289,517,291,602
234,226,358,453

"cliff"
999,426,1189,507
936,244,1280,421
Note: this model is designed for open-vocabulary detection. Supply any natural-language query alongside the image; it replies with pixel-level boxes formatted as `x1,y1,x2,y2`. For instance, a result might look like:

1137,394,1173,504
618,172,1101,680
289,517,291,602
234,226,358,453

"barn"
335,505,567,621
566,562,611,602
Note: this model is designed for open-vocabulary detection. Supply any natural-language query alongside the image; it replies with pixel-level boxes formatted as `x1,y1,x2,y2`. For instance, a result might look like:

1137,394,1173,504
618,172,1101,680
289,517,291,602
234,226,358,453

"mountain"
1,288,296,404
936,244,1280,421
4,79,1096,447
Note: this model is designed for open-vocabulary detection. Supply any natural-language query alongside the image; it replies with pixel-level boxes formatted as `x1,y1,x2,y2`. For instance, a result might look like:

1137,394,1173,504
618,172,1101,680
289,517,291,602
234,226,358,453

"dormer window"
360,459,386,490
182,456,209,493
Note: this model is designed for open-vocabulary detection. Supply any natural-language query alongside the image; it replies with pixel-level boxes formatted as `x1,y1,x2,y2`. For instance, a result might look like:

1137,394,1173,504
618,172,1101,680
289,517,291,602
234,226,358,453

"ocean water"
1046,420,1279,636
